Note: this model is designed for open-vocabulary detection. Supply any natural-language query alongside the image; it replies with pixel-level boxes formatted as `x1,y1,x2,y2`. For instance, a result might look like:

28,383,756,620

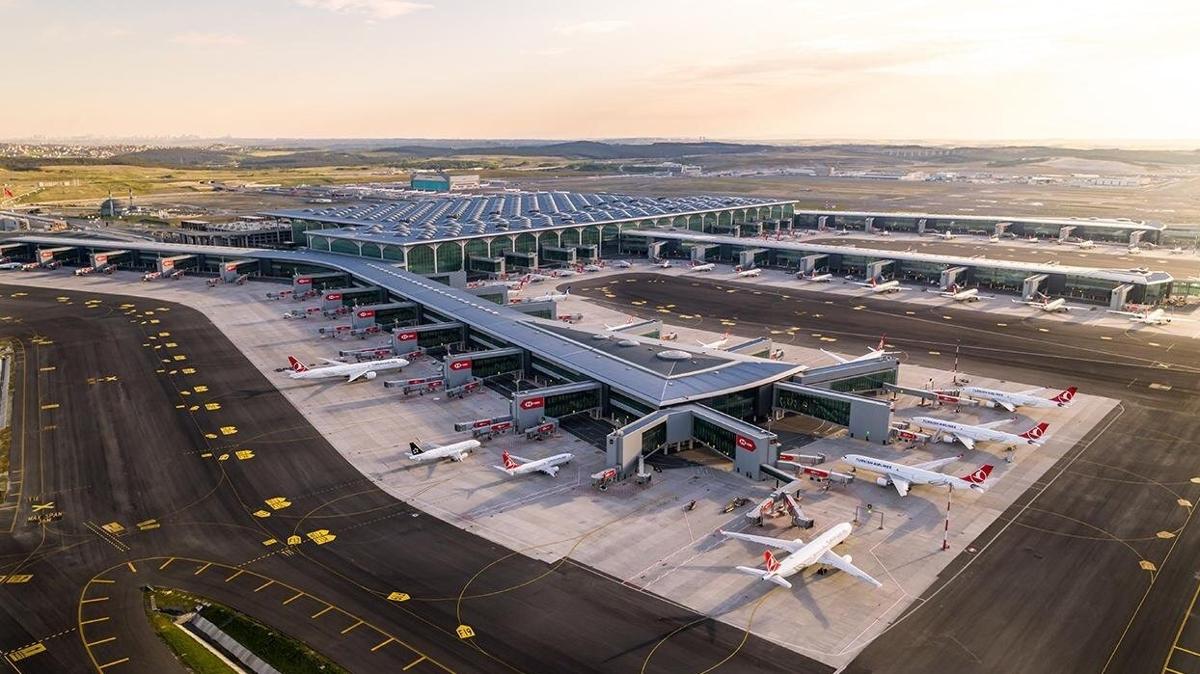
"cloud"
555,19,629,36
295,0,431,20
171,32,247,46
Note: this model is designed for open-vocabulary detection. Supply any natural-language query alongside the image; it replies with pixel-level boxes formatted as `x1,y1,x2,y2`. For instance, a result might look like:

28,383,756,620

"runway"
0,286,812,674
570,273,1200,673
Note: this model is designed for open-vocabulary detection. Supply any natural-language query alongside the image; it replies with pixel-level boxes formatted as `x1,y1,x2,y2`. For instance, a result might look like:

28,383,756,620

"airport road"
0,286,813,674
570,273,1200,674
809,237,1200,278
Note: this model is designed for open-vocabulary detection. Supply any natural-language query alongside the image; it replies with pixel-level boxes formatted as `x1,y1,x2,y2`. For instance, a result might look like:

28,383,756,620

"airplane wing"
820,349,850,364
911,455,961,472
818,550,883,588
997,400,1016,413
539,465,560,477
346,365,370,383
889,475,911,497
953,434,976,450
320,357,344,365
976,419,1010,430
508,455,533,463
721,530,806,554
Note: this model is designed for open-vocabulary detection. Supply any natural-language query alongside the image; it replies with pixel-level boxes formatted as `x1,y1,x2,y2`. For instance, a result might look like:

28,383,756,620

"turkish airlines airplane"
690,262,716,272
655,260,672,268
821,336,894,365
939,284,990,302
408,439,480,463
842,453,993,497
735,267,762,278
697,331,731,349
720,522,882,590
494,450,574,477
529,286,570,302
911,416,1050,450
798,271,833,282
931,230,956,240
1013,293,1075,313
955,385,1077,412
612,260,632,268
1107,308,1192,325
287,355,409,383
859,277,908,294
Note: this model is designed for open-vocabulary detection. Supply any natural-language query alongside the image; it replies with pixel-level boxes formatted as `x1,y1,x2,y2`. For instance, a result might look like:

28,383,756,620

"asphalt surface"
809,236,1200,278
0,285,815,674
570,273,1200,673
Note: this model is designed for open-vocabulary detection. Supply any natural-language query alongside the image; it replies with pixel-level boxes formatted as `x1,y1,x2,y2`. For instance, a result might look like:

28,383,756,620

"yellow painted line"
254,580,274,592
283,592,304,605
81,597,109,604
86,636,116,647
225,569,245,583
1175,645,1200,658
340,620,364,634
403,655,428,671
38,366,55,372
193,562,212,576
98,657,130,669
126,562,136,574
39,403,60,410
1167,668,1185,674
81,616,111,625
370,637,395,652
91,578,115,585
311,605,334,619
158,558,174,570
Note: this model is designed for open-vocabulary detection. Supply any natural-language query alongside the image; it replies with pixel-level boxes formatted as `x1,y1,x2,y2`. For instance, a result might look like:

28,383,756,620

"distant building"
99,198,126,218
166,219,291,248
410,172,480,192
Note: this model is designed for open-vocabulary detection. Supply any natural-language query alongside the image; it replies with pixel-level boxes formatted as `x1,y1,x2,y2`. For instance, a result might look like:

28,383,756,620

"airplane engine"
875,477,891,488
365,371,378,381
842,554,853,564
941,434,956,444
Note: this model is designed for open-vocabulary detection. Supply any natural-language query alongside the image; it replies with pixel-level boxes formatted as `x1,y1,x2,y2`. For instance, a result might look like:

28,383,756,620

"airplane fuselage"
289,357,409,381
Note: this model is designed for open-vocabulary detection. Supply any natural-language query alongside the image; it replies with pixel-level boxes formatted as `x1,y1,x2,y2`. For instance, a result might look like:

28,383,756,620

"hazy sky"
5,0,1199,141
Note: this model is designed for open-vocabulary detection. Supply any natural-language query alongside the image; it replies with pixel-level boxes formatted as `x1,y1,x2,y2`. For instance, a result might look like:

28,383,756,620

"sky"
4,0,1200,142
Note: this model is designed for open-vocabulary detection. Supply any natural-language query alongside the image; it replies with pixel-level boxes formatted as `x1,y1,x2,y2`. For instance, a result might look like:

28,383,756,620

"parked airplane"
612,260,632,268
529,286,570,302
1107,308,1192,325
798,271,833,282
987,235,1001,243
952,386,1077,412
931,230,956,240
408,439,480,463
554,269,578,277
821,336,894,365
911,416,1050,450
690,262,716,272
842,454,993,497
604,318,636,331
735,267,762,278
1075,240,1095,249
697,331,731,349
859,277,908,294
524,273,551,283
720,523,882,589
582,264,603,272
655,260,672,268
0,262,23,270
939,284,988,302
1013,293,1075,313
494,450,574,477
287,355,409,382
142,271,162,281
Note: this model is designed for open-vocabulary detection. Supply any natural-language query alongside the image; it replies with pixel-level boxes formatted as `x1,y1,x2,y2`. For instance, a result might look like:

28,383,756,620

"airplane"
931,230,956,240
142,271,162,282
604,318,635,331
719,522,882,590
524,273,551,283
1170,246,1186,255
735,267,762,278
612,260,632,268
74,266,96,276
1075,240,1095,249
690,262,716,272
988,235,1001,243
494,450,574,477
1107,307,1193,325
842,454,993,497
820,335,895,365
655,259,672,268
167,269,186,280
408,438,480,463
911,416,1050,450
0,262,23,270
582,264,603,272
859,277,908,294
554,269,578,277
1012,293,1075,313
939,284,990,303
529,286,570,302
953,386,1077,412
697,331,731,349
798,271,833,282
286,355,409,382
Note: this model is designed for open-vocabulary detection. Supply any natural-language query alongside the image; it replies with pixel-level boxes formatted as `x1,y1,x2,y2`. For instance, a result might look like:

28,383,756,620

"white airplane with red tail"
494,450,574,477
954,386,1077,412
720,522,882,589
821,335,896,365
911,416,1050,450
843,453,993,497
287,355,409,383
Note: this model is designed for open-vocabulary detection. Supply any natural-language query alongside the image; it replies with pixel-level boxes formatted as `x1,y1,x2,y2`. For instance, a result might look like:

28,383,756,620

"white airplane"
604,318,636,331
655,260,672,269
735,267,762,278
842,454,993,497
1075,240,1095,249
529,286,570,302
0,262,24,270
1107,308,1192,325
554,269,578,277
1013,293,1075,313
524,273,550,283
798,271,833,282
612,260,632,268
911,416,1049,450
697,331,731,349
953,386,1077,412
690,262,716,272
408,439,480,463
821,336,894,365
987,235,1000,243
493,450,574,477
720,522,882,590
939,284,989,303
287,355,409,382
582,264,603,272
859,277,908,294
931,230,956,240
1170,246,1186,255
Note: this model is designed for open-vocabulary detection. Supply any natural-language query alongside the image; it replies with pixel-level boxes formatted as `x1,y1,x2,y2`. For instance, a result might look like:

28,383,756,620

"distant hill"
110,148,238,168
378,140,772,159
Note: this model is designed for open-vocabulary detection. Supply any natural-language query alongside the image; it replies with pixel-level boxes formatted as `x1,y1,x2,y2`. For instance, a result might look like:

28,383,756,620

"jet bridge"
865,260,893,281
799,254,828,274
157,255,195,274
444,346,525,388
348,302,419,330
320,286,385,311
91,250,129,269
773,381,891,444
293,271,350,292
512,381,602,432
220,259,258,282
37,246,76,264
940,266,968,290
391,321,466,355
605,404,776,480
1058,226,1076,241
1022,274,1049,300
737,248,767,269
690,243,719,262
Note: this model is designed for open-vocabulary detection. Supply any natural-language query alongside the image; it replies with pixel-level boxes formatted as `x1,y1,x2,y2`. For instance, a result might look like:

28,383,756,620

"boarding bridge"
293,272,349,292
773,381,892,444
605,404,777,480
391,321,466,355
738,248,767,269
540,246,577,266
994,222,1012,237
90,249,128,269
467,256,505,275
575,245,598,262
817,215,829,232
220,259,258,282
1022,274,1049,300
799,254,827,274
1058,226,1076,241
865,260,893,281
320,286,385,311
863,216,875,234
503,251,537,271
726,336,774,359
512,381,602,432
1130,231,1144,247
37,246,75,264
738,221,763,237
348,302,418,330
916,218,928,235
0,243,29,262
690,243,719,262
647,241,666,260
157,255,195,274
940,266,968,290
1109,284,1132,310
443,346,524,388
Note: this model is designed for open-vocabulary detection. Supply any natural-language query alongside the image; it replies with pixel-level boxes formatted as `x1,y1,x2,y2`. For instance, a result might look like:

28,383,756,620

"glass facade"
531,357,584,384
330,238,359,255
641,422,667,454
828,370,897,393
693,417,736,458
970,266,1028,293
545,388,601,418
435,243,463,273
418,326,464,349
491,237,514,258
897,260,948,283
407,245,435,274
1062,274,1118,303
472,352,523,379
775,388,851,426
702,389,758,420
609,390,654,418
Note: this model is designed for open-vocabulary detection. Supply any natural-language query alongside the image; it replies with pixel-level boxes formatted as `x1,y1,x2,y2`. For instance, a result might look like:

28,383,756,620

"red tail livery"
1019,422,1049,443
764,550,781,573
287,356,308,372
501,451,519,471
1050,387,1077,406
962,464,994,484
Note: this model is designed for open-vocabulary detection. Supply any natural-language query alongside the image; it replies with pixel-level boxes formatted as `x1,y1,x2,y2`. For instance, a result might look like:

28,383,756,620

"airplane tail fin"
764,550,781,573
1050,387,1077,406
501,450,519,471
1020,422,1050,443
875,334,887,352
962,464,994,484
409,442,423,455
287,356,308,372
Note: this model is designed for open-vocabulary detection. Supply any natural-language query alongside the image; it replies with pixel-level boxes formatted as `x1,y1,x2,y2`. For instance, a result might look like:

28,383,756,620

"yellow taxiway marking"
283,592,304,605
98,657,129,669
39,403,59,410
38,366,55,372
89,578,114,585
225,570,245,583
193,562,212,576
158,558,175,570
311,606,334,619
371,637,395,652
81,597,109,604
456,624,476,639
254,580,274,592
86,637,116,647
403,655,428,670
100,522,125,535
1175,645,1200,659
81,616,110,625
341,620,364,634
126,562,136,574
7,642,47,661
